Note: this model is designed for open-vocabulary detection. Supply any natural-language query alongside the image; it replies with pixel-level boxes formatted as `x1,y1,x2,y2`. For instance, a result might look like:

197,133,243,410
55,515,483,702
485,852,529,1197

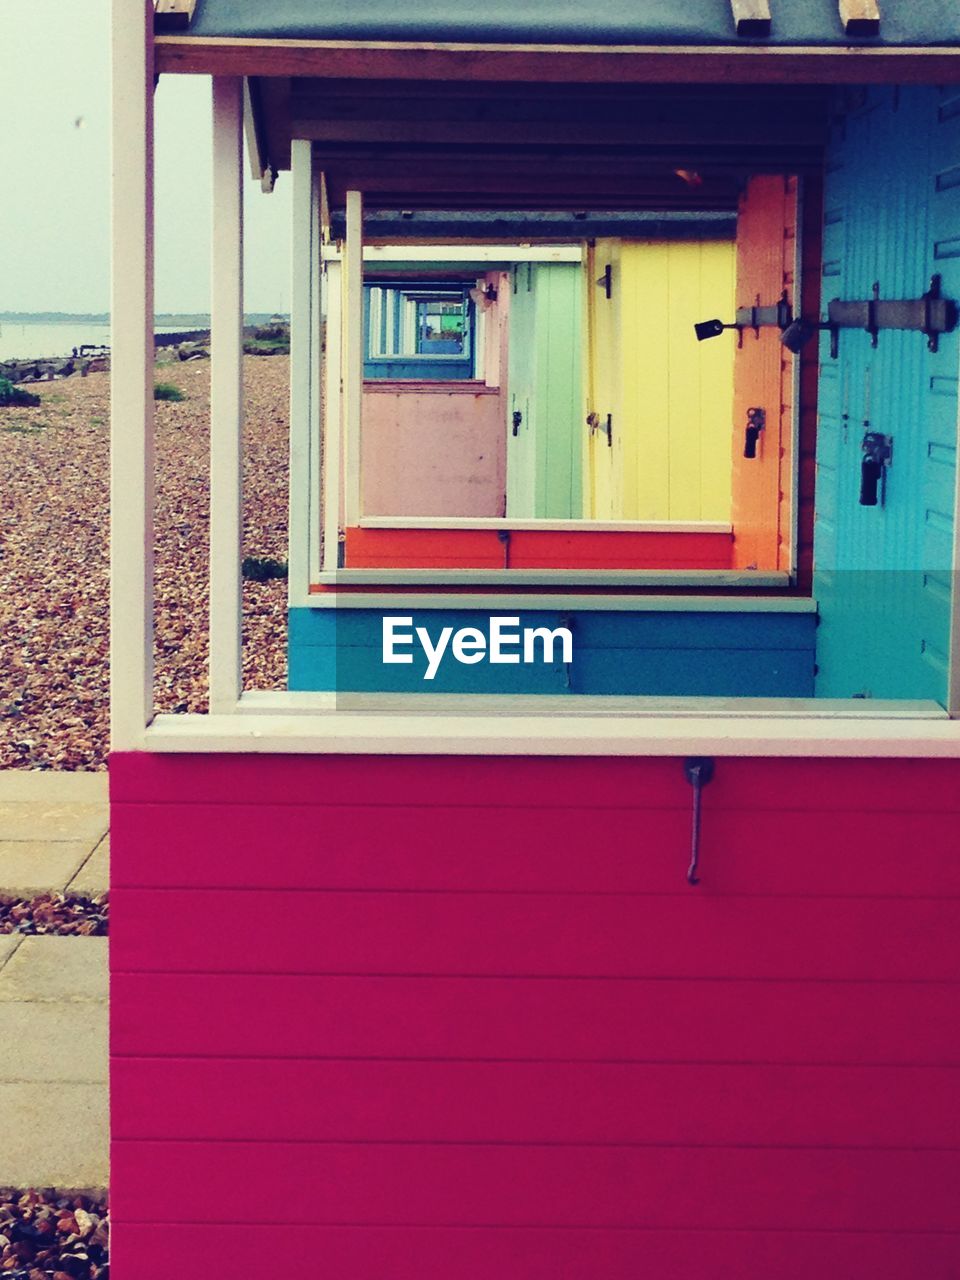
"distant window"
365,283,475,379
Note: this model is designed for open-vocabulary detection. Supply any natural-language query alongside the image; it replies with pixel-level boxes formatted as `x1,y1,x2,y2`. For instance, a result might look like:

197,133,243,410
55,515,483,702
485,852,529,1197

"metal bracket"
735,290,793,336
827,275,958,356
586,412,613,447
695,290,792,345
596,263,613,299
683,757,715,886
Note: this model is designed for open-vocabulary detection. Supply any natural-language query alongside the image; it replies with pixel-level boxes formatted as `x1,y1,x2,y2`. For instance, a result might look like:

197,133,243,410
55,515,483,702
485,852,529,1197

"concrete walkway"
0,772,109,1188
0,771,109,898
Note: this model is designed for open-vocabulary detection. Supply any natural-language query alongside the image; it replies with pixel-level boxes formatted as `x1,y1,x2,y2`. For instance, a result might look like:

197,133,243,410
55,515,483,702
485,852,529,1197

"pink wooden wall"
361,271,509,518
110,752,960,1278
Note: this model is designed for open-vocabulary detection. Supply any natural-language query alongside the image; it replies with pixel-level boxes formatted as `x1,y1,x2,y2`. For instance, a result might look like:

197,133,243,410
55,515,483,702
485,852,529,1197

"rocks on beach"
2,322,289,385
0,355,289,771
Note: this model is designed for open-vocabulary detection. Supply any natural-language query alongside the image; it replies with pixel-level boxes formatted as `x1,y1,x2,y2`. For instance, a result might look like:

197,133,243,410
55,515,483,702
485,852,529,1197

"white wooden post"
309,167,324,582
110,0,155,751
322,259,342,571
209,76,245,712
289,139,315,600
343,190,364,526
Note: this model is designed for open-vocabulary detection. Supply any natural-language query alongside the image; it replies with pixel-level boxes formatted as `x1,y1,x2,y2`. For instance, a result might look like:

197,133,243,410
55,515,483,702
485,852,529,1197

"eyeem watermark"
382,616,573,681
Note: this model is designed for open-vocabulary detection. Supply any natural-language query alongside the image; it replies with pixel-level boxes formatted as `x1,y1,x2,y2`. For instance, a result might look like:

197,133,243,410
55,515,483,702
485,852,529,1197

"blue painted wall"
288,607,816,697
814,86,958,703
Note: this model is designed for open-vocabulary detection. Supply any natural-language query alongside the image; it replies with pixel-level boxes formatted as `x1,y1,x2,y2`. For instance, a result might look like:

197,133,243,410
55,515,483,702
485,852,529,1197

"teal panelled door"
815,87,959,703
506,263,583,519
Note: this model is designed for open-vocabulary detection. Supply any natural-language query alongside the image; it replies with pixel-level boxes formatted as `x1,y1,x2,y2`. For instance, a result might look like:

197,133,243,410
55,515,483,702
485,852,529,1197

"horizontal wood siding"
113,1224,960,1280
287,606,816,695
112,752,960,1277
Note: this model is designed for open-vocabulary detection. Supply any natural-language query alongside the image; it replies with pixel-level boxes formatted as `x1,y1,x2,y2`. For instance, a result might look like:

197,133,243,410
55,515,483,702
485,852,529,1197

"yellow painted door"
618,240,735,522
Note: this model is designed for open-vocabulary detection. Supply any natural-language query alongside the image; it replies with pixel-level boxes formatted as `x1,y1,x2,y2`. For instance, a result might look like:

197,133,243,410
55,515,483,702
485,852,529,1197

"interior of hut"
323,192,800,576
302,80,830,583
264,76,959,706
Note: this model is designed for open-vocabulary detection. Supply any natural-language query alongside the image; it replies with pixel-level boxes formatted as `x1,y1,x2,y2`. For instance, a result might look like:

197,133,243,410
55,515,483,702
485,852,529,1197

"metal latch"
683,757,715,886
586,413,613,447
744,407,765,458
860,432,892,506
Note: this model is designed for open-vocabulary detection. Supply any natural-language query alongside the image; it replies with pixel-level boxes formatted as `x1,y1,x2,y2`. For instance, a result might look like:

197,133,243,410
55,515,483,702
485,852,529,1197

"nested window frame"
316,237,780,584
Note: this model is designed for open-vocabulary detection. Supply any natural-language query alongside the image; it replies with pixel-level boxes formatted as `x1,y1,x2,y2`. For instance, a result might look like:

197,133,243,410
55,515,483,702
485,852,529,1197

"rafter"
154,0,197,32
838,0,880,38
730,0,772,39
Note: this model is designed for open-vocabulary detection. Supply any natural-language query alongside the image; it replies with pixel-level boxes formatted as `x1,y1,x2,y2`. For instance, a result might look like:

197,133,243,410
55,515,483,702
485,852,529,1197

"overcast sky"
0,1,291,315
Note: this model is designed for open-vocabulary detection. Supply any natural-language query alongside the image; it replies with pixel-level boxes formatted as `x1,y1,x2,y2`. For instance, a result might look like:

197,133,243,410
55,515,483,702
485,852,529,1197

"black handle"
512,410,522,437
743,407,765,459
683,757,715,886
860,432,892,506
860,455,882,506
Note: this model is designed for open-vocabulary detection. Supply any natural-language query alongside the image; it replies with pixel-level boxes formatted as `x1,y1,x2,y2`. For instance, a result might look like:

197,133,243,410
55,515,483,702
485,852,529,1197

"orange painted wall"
342,526,734,570
731,177,797,572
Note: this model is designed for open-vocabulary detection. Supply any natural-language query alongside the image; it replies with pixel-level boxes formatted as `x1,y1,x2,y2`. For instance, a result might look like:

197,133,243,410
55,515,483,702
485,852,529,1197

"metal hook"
683,757,715,885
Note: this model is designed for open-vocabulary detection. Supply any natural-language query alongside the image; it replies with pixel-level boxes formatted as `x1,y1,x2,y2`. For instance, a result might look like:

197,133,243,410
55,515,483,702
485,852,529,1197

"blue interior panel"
289,607,817,698
814,87,958,704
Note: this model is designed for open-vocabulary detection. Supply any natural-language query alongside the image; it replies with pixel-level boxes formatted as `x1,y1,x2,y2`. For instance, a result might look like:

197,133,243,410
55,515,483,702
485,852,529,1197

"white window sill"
306,572,793,594
137,697,957,758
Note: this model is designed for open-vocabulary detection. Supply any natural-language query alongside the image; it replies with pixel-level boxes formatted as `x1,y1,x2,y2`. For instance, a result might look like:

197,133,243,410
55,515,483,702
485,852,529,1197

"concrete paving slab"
0,1002,107,1083
0,773,108,803
0,1082,108,1187
0,938,108,1002
0,802,108,845
68,835,110,897
0,935,21,971
0,841,91,896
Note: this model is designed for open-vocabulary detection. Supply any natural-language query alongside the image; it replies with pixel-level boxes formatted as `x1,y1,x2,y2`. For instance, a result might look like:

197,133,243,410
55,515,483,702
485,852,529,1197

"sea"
0,321,190,362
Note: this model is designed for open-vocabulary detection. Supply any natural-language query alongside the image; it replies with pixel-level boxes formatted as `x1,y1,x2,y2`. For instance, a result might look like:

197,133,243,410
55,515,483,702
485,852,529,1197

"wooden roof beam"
838,0,881,38
730,1,771,39
153,39,960,86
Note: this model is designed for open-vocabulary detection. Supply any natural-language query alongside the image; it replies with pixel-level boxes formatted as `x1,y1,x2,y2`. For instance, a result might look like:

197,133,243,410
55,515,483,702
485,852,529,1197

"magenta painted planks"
112,1059,960,1148
111,887,960,981
108,752,960,812
111,974,960,1065
110,1143,960,1230
111,801,960,896
111,1225,960,1280
111,1224,960,1280
109,752,960,1278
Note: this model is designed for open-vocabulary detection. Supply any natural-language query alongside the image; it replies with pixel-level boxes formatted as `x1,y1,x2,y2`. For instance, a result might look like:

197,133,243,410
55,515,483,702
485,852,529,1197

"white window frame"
111,9,960,757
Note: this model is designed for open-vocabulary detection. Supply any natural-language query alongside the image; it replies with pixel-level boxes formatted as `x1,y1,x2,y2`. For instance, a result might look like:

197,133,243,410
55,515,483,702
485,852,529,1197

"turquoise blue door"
814,87,959,704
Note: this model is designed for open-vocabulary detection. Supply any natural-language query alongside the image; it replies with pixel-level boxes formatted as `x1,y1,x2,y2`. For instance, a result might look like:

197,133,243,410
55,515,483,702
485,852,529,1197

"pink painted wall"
110,751,960,1279
361,272,509,518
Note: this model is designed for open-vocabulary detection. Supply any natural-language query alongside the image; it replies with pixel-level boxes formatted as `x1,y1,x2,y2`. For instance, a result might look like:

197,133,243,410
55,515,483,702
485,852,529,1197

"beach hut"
111,3,960,1277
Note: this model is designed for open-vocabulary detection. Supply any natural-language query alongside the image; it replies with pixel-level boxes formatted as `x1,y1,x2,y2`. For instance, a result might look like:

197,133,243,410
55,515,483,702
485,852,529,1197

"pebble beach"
0,356,289,770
